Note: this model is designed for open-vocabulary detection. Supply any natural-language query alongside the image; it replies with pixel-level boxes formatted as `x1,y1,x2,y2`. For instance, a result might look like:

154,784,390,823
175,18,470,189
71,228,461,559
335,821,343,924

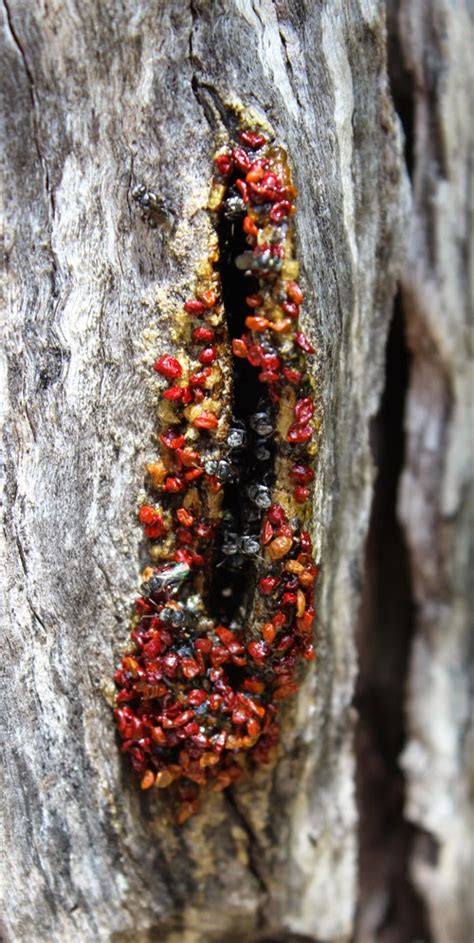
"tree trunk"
394,4,473,941
1,2,471,942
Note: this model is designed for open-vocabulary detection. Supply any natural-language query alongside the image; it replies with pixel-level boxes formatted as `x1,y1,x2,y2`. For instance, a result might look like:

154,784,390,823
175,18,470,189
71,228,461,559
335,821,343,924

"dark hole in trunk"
205,182,276,627
354,299,432,943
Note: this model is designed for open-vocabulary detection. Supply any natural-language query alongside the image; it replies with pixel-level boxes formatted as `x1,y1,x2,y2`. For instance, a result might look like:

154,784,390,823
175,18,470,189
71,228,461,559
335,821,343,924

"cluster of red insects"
114,127,319,822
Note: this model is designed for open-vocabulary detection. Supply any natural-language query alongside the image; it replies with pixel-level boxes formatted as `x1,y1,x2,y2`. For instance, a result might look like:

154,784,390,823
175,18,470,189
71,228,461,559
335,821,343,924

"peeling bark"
1,1,470,942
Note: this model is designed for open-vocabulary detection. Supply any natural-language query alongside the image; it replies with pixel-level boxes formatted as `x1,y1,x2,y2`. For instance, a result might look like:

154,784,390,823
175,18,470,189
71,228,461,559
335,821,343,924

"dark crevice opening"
206,180,276,626
354,300,432,943
385,3,415,180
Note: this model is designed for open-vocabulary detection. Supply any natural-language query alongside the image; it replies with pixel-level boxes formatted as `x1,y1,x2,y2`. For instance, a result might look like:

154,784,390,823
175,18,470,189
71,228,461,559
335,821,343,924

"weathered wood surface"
1,0,470,941
353,5,474,942
395,3,474,942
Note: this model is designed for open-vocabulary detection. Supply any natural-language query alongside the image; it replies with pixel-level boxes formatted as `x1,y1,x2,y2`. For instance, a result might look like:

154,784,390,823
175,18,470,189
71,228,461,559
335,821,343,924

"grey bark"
396,3,474,941
0,2,470,943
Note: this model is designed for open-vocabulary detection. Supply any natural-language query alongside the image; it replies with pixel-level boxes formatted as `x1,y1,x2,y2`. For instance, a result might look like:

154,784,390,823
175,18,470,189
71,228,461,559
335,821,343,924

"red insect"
115,124,319,822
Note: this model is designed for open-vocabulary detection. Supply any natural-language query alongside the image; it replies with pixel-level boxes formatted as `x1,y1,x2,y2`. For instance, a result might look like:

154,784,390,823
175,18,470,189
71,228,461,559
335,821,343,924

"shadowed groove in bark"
385,0,415,180
209,180,271,623
354,301,432,943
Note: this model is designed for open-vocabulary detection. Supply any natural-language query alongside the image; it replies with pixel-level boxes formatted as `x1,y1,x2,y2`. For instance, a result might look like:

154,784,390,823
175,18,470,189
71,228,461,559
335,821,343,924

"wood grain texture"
396,3,474,941
1,1,413,941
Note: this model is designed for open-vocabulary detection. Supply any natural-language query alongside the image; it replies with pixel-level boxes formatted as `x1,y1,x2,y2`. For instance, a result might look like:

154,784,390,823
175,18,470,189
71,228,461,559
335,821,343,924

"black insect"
132,183,168,228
